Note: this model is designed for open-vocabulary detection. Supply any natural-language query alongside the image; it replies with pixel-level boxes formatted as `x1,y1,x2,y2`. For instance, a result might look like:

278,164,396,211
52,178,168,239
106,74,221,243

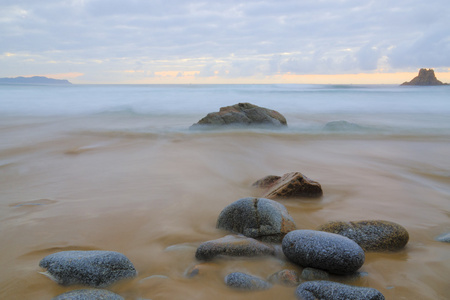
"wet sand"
0,115,449,299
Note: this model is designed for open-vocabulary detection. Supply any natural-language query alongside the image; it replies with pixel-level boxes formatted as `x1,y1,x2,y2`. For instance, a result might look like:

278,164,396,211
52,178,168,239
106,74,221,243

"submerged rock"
317,220,409,251
267,269,300,287
195,235,275,261
253,172,322,198
295,281,385,300
300,268,368,283
435,232,450,243
301,268,330,281
217,197,296,243
39,251,137,287
282,230,365,275
52,289,124,300
225,272,272,291
190,102,287,129
323,120,363,131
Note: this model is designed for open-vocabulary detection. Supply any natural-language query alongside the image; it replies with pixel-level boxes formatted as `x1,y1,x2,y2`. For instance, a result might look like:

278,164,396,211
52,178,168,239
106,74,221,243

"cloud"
0,0,449,82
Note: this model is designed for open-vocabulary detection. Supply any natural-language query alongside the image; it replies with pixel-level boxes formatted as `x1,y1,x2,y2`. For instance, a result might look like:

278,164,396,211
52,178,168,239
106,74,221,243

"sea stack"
401,68,448,86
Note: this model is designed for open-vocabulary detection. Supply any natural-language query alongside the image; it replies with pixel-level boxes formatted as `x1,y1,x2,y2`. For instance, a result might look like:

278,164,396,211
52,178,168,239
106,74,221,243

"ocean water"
0,84,449,299
1,84,450,134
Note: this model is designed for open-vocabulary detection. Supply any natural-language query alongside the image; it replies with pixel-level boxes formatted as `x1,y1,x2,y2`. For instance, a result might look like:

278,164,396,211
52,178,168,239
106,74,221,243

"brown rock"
253,172,323,199
190,102,287,129
401,68,448,86
268,269,300,287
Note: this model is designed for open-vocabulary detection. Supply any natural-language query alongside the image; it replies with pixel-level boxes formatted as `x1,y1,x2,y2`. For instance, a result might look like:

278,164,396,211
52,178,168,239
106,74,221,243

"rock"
52,289,124,300
267,269,300,287
301,268,368,282
301,268,330,281
317,220,409,251
323,120,363,131
253,172,322,199
401,68,448,86
225,272,272,291
436,232,450,243
190,102,287,129
39,251,137,287
195,235,275,261
282,230,365,275
295,281,385,300
185,262,223,279
217,197,297,243
252,175,281,188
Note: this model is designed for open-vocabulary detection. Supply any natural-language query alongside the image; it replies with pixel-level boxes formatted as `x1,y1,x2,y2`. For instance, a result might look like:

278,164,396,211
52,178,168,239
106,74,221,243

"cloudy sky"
1,0,449,84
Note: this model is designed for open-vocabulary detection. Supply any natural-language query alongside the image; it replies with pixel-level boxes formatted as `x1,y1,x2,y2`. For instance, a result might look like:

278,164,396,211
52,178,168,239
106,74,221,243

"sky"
1,0,449,84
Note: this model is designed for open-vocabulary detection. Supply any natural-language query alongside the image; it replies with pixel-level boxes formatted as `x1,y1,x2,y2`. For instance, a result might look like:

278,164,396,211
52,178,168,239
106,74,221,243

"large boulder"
401,68,448,86
190,102,287,129
282,230,365,275
317,220,409,251
195,235,275,261
295,281,385,300
217,197,296,243
225,272,272,291
39,251,137,287
253,172,323,198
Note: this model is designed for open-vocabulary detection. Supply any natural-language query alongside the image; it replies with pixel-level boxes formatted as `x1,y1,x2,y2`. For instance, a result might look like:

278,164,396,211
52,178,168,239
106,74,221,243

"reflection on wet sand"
0,116,449,299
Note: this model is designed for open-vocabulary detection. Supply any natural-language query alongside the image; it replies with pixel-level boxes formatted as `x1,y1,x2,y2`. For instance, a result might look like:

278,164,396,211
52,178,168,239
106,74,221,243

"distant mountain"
0,76,72,85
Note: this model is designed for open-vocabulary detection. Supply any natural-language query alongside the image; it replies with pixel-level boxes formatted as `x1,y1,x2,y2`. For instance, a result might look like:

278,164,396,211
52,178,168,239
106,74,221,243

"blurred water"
0,84,449,299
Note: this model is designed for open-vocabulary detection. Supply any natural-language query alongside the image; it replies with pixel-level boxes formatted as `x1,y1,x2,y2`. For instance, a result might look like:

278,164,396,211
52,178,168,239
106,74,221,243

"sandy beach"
0,113,449,299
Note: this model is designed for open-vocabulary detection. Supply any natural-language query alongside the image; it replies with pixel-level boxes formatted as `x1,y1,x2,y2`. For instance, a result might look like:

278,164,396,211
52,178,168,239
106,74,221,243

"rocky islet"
401,68,448,86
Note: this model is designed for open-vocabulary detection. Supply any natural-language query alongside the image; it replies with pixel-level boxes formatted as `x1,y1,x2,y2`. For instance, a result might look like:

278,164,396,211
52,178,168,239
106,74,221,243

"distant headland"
0,76,72,85
401,69,448,86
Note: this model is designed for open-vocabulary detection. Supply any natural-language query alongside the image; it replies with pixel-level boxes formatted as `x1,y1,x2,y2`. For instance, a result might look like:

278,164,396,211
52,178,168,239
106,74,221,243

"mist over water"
0,84,449,299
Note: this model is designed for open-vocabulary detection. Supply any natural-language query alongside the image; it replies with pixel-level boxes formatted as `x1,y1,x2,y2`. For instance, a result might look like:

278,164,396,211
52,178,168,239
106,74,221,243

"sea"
0,84,449,299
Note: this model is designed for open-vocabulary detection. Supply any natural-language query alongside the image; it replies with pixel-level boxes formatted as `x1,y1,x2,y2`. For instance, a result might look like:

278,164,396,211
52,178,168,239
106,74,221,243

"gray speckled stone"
301,267,368,283
317,220,409,251
39,251,137,287
216,197,296,243
195,235,275,261
282,230,365,275
225,272,272,291
436,232,450,243
52,289,124,300
296,281,385,300
267,269,300,287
